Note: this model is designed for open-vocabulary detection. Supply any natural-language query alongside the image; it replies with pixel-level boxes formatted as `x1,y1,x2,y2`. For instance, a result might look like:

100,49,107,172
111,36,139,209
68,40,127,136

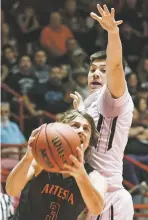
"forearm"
23,95,36,116
76,172,104,216
107,27,122,68
6,152,33,196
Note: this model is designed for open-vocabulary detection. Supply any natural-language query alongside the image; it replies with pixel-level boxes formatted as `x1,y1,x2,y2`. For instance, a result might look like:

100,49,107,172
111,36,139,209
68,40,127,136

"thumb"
116,20,123,26
90,12,101,21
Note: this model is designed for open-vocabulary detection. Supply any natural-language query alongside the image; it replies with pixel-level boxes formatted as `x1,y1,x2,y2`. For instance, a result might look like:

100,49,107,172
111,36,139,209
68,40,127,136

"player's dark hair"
90,50,126,70
59,109,99,147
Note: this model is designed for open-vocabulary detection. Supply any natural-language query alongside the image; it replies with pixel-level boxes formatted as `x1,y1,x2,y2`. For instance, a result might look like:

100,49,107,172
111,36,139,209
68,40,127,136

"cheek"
88,74,91,83
102,74,106,84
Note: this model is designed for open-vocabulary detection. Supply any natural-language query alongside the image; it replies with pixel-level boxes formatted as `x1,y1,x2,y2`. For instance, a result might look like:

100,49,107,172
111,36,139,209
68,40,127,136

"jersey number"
45,202,60,220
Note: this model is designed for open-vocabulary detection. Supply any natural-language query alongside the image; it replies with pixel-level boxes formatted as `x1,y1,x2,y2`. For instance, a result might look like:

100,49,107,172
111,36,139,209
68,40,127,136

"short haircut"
90,50,126,70
59,109,99,147
2,45,14,53
90,51,106,65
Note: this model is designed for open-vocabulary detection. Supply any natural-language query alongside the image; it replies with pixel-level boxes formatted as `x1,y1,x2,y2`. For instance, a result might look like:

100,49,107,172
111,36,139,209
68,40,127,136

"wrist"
75,169,88,183
108,27,119,35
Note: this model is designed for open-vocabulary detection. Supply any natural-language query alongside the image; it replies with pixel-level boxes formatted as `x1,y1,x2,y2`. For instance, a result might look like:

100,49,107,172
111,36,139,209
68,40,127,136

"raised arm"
91,4,126,98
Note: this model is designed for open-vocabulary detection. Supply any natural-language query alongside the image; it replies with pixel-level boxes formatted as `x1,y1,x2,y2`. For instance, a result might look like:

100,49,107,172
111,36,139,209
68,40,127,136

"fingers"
70,93,78,100
70,91,82,100
31,124,46,137
74,91,82,99
90,12,101,21
103,4,110,15
73,100,79,110
70,92,83,110
116,20,123,26
76,147,83,164
97,4,104,16
69,155,80,168
28,137,36,145
110,8,115,19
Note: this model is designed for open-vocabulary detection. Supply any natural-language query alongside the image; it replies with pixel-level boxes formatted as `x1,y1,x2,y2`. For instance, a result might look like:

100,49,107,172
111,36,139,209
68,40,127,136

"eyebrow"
91,64,106,68
71,121,91,128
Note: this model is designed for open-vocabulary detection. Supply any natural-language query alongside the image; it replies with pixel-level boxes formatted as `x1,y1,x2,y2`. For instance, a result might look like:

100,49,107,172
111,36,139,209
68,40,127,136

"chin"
90,85,102,93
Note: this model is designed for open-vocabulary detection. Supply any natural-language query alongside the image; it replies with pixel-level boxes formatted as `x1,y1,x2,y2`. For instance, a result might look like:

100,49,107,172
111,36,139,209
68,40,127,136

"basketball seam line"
45,124,61,169
55,127,75,155
34,126,43,164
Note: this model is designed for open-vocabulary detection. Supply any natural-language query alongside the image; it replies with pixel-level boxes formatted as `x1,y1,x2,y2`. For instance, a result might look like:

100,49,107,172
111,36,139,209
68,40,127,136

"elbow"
6,183,20,197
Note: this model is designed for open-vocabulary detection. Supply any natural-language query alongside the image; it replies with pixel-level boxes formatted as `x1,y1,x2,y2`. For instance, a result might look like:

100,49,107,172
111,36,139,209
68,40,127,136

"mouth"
91,82,102,86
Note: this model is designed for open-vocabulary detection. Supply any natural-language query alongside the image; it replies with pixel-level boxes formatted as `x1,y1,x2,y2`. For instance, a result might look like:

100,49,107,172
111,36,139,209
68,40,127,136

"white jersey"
84,85,134,190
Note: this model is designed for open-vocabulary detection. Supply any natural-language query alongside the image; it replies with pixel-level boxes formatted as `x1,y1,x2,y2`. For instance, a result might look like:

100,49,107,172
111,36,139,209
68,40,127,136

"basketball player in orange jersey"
6,110,107,220
70,4,134,220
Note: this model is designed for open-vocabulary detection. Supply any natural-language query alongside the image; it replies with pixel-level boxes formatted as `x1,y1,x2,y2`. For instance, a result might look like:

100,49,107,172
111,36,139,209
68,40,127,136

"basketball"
31,123,81,172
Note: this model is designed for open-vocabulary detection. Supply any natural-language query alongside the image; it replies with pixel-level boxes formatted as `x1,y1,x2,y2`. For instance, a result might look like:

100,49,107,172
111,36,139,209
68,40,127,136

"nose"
92,70,101,78
77,126,84,136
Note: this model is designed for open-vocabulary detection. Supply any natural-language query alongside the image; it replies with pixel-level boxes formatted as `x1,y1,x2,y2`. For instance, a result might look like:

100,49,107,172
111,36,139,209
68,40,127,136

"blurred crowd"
1,0,148,218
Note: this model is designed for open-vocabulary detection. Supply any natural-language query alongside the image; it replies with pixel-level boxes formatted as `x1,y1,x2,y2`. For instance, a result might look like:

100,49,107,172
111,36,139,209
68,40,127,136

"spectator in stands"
72,67,89,99
135,97,148,126
29,65,75,114
1,102,26,158
126,72,140,101
7,56,43,116
28,66,64,113
2,45,19,80
1,102,26,144
1,23,18,52
0,192,14,220
60,64,72,83
137,86,148,100
16,7,40,34
1,65,9,82
125,107,148,155
40,12,74,64
34,50,50,83
61,37,79,64
137,56,148,89
124,107,148,191
60,0,88,34
55,80,77,114
120,22,144,70
70,48,89,71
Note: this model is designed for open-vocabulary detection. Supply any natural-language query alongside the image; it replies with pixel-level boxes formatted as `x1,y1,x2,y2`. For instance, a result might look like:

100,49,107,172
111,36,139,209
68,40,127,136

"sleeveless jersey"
84,85,134,190
12,163,94,220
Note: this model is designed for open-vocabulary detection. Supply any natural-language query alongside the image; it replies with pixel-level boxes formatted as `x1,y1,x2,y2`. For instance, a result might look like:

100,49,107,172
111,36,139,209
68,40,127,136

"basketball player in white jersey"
70,4,134,220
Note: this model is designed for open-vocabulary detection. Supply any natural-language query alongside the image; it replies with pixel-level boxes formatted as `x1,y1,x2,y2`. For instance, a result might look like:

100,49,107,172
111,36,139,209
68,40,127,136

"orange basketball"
31,123,81,172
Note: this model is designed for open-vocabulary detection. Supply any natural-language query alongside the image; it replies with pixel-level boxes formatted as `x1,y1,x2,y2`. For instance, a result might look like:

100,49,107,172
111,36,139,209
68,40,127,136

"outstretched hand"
60,145,86,180
90,4,123,32
70,91,85,111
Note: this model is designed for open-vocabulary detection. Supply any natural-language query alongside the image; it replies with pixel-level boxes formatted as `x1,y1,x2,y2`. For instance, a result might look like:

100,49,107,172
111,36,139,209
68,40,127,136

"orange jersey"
40,25,74,55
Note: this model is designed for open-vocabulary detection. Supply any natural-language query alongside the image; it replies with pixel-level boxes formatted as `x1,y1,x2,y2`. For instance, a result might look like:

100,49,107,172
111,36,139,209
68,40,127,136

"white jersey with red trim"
85,85,134,190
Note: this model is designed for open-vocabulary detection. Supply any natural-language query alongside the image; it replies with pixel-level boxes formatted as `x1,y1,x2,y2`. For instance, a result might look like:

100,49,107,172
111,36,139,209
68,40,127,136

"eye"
71,124,79,129
84,126,90,132
90,66,96,73
100,69,106,74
